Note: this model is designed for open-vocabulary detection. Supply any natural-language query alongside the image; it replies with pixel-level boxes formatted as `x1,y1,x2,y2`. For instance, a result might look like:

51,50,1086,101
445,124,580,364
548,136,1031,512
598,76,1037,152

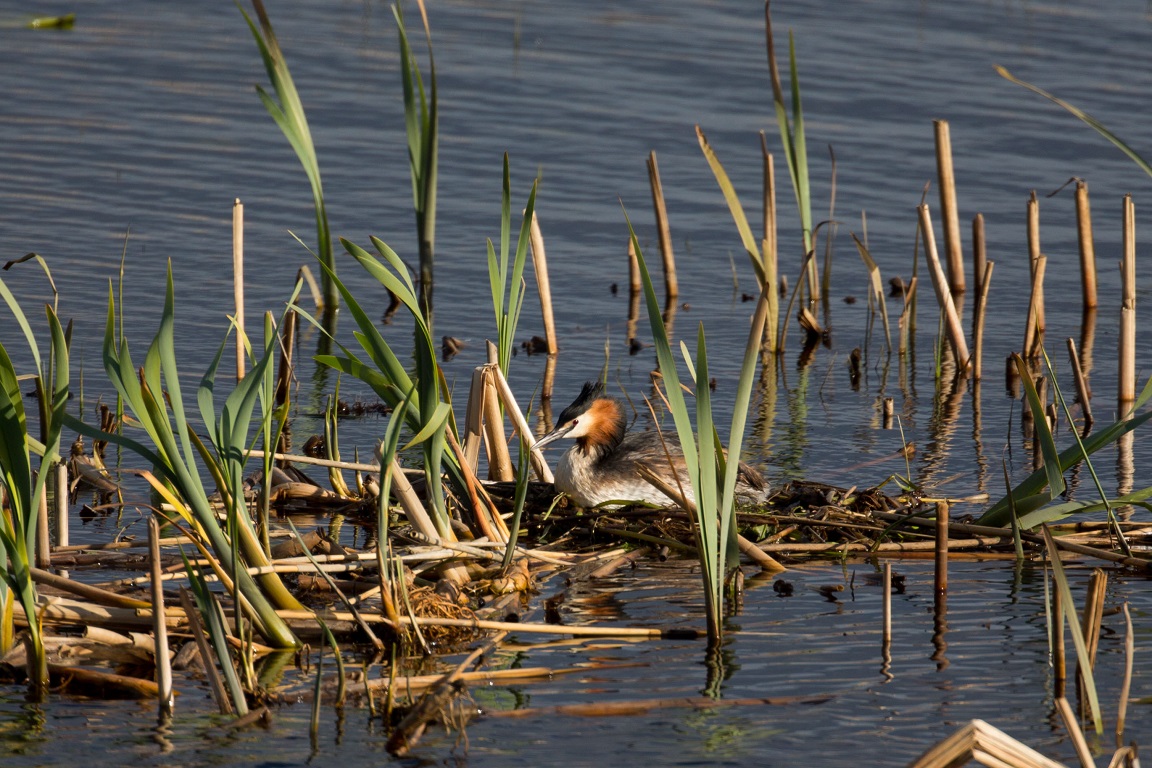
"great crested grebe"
534,381,769,508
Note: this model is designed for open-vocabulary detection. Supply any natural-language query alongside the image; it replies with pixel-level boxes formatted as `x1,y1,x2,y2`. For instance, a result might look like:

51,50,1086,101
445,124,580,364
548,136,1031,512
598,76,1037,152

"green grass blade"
240,1,336,309
695,125,765,285
980,406,1152,527
1014,353,1065,498
997,66,1152,179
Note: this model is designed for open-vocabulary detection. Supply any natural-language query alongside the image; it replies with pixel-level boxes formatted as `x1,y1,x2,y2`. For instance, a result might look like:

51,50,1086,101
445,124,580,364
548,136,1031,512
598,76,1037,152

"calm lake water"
2,0,1151,764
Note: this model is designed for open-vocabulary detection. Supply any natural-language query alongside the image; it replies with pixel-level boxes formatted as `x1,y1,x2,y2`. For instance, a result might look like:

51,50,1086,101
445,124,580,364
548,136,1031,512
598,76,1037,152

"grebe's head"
535,381,625,451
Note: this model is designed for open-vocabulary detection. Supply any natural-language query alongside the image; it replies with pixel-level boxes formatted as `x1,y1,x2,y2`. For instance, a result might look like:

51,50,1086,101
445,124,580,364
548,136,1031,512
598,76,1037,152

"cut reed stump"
1119,195,1136,405
934,120,965,293
528,211,558,364
233,197,245,381
1026,191,1045,326
1076,180,1097,309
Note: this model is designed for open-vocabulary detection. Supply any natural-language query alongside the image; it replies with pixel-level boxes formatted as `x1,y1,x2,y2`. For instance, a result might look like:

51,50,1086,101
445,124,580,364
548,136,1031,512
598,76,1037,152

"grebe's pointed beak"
534,423,574,450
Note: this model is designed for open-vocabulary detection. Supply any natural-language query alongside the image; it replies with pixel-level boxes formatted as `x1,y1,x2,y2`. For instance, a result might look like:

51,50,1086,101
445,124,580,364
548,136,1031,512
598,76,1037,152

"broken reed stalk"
1076,568,1107,714
528,212,558,359
233,198,245,381
1076,180,1097,309
149,517,173,715
934,120,965,293
36,483,50,569
589,547,651,579
483,344,514,481
1054,571,1066,698
972,261,994,380
647,150,678,301
898,276,917,357
627,237,640,294
917,205,970,372
970,213,986,372
179,586,232,715
387,630,509,756
637,465,786,574
274,307,296,409
882,396,894,428
1023,254,1047,359
1024,192,1046,349
1117,602,1133,746
461,366,487,472
761,136,780,353
54,461,68,549
275,610,680,639
934,501,948,604
1119,194,1136,405
762,137,778,290
882,562,892,648
486,363,555,482
1055,696,1095,768
972,213,986,298
1066,337,1094,428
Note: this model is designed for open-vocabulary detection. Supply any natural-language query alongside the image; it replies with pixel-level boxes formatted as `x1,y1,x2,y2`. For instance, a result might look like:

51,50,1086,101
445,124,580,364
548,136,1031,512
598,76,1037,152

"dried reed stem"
1076,568,1107,717
542,354,557,409
934,120,965,293
36,482,50,568
387,456,441,543
1026,190,1046,333
1023,254,1046,359
149,517,174,714
482,365,514,481
1117,602,1133,746
1076,180,1098,308
388,456,469,586
1066,337,1093,428
638,465,786,573
627,237,640,293
934,501,949,601
233,198,245,381
274,308,296,409
276,609,674,638
972,213,986,296
483,363,554,482
462,366,487,472
918,205,970,372
1054,572,1066,698
882,397,894,429
589,547,651,579
762,135,777,284
248,448,422,474
54,461,68,549
972,261,994,380
1119,195,1136,405
1056,696,1095,768
762,135,780,353
882,562,892,647
647,150,678,301
32,566,150,609
387,630,509,756
528,212,558,358
179,587,232,715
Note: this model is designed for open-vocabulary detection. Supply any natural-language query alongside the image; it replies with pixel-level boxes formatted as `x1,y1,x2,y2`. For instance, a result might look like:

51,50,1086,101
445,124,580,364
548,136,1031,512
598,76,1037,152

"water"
1,561,1148,766
2,0,1152,763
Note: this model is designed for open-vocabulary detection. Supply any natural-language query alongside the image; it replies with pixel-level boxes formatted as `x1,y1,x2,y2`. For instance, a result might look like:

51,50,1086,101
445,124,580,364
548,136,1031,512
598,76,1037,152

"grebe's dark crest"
536,381,768,508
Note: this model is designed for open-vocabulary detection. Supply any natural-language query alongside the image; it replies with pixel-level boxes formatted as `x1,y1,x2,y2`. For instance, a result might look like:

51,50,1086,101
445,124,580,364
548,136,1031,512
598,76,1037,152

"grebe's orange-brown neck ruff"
535,381,768,508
